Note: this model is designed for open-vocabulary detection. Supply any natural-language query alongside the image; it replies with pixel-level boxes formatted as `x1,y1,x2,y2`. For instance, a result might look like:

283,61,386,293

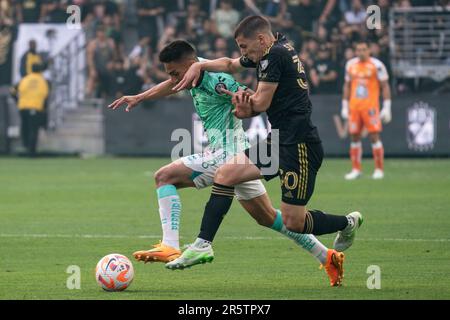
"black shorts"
244,138,323,206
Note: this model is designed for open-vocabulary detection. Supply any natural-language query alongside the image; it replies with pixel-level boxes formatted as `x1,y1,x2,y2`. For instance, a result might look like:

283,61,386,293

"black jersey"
240,33,321,145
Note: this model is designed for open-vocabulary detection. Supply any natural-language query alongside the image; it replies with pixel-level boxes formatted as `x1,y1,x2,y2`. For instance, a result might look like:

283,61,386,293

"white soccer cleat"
372,169,384,180
345,169,361,180
165,243,214,270
333,211,363,252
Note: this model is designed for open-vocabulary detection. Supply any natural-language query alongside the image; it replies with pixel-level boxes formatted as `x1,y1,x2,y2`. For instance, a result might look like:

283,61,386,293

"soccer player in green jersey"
109,40,344,286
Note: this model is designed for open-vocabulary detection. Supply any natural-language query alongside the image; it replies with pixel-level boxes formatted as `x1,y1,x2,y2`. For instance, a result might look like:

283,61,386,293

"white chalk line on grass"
0,233,450,243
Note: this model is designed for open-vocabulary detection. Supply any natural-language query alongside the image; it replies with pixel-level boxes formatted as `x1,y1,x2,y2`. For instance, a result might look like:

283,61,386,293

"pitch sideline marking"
0,233,449,243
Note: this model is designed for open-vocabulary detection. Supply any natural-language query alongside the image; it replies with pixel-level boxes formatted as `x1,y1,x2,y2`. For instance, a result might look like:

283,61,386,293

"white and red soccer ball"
95,254,134,291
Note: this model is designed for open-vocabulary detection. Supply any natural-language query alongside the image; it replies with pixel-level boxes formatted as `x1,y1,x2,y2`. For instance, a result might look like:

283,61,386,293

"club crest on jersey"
214,82,227,95
260,59,269,71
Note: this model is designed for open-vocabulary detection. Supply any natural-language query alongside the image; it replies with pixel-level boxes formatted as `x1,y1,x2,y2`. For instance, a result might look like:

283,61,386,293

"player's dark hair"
234,15,272,39
159,40,197,63
355,39,370,47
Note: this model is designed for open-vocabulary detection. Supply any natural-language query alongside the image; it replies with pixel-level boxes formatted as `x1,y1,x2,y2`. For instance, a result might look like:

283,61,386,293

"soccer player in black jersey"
169,16,363,286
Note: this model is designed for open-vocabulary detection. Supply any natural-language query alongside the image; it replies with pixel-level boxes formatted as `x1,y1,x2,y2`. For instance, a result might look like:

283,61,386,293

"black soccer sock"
302,209,349,235
198,183,235,242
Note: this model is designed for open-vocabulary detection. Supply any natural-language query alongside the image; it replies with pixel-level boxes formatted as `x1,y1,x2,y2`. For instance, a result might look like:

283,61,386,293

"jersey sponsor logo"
260,59,269,71
214,82,227,95
407,101,436,152
356,84,368,98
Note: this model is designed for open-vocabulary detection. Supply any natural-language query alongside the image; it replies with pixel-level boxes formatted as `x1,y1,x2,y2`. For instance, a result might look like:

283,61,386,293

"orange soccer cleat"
320,249,345,287
133,242,181,263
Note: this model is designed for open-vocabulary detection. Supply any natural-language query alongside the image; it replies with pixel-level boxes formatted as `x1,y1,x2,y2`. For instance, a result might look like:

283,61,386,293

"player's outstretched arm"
173,58,244,91
248,82,278,113
199,57,245,74
108,79,175,112
222,83,277,117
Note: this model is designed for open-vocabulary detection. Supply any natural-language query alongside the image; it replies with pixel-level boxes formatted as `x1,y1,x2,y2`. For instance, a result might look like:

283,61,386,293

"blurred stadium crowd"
1,0,450,98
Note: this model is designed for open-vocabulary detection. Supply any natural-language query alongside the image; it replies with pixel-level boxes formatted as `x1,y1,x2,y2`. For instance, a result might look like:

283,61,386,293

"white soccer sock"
371,140,383,149
271,210,328,264
156,185,181,249
342,214,356,233
281,226,329,264
193,237,211,249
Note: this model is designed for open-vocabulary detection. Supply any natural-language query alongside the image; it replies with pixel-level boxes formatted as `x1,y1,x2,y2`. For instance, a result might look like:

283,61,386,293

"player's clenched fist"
221,88,253,119
232,100,253,119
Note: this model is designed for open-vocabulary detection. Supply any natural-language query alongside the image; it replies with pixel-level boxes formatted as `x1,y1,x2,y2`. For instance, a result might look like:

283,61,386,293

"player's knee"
214,166,234,186
351,134,361,142
284,215,306,233
370,133,380,143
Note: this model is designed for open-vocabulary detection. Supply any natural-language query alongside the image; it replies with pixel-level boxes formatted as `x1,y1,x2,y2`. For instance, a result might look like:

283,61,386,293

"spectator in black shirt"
184,0,208,40
288,0,318,34
20,39,46,78
337,46,355,92
136,0,164,47
212,36,230,58
74,0,94,24
310,45,338,93
17,0,43,23
103,0,121,29
110,58,126,98
317,0,340,29
194,19,216,58
42,0,67,23
110,58,144,98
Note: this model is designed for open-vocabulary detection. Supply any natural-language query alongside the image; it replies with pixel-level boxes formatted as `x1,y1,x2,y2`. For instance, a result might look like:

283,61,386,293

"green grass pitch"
1,157,450,299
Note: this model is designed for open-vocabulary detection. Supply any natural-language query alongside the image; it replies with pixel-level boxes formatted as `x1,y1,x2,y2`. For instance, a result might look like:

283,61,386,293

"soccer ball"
95,253,134,291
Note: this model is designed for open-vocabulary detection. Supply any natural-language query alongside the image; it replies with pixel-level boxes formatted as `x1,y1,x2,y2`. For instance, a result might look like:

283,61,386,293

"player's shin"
271,210,328,264
350,141,362,171
157,185,181,249
302,210,349,235
194,183,235,247
372,140,384,171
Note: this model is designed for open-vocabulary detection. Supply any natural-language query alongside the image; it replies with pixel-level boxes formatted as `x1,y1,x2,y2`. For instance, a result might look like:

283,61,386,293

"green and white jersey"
189,59,250,156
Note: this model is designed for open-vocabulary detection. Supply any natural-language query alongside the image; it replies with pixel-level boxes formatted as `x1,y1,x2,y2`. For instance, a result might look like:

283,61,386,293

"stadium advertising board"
104,94,450,157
